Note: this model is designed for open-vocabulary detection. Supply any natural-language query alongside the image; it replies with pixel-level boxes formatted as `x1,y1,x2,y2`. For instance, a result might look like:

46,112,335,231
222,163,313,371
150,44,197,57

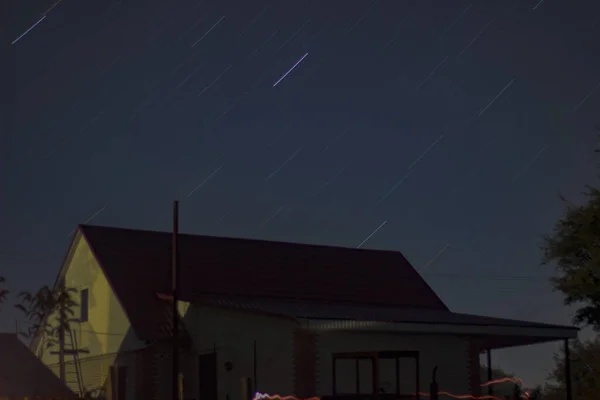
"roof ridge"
78,224,406,255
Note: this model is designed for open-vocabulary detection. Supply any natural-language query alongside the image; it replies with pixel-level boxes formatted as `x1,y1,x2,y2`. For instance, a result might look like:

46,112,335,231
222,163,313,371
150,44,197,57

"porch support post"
254,340,258,393
332,358,337,396
486,349,493,396
395,357,400,394
564,339,572,400
355,359,360,394
372,356,379,400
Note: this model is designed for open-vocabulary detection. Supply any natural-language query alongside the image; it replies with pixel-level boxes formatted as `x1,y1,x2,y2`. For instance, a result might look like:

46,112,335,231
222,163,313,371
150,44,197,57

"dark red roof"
0,333,77,398
79,224,448,341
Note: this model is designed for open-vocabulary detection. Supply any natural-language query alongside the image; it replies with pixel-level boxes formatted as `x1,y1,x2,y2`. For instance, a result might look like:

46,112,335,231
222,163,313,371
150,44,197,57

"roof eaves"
304,315,580,331
183,295,578,333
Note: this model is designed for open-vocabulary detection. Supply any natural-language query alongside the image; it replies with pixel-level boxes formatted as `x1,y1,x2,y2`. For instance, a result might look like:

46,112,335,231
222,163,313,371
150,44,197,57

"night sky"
2,0,599,387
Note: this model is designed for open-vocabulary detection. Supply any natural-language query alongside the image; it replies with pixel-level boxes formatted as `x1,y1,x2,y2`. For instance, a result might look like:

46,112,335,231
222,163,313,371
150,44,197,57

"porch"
191,295,579,400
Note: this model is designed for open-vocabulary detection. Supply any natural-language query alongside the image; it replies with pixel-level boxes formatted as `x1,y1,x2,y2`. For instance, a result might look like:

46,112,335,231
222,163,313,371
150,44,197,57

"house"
34,224,578,400
0,332,76,400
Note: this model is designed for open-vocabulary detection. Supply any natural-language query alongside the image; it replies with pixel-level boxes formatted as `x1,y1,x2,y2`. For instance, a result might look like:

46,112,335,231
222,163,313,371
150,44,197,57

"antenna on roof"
172,200,180,400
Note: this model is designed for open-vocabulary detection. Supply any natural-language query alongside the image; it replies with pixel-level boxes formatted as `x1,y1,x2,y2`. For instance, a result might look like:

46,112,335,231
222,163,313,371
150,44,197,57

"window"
80,288,89,322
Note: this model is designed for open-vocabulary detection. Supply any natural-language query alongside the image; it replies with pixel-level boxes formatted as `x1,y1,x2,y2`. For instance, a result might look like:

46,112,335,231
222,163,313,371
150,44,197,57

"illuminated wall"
37,232,143,395
179,306,471,400
182,305,299,400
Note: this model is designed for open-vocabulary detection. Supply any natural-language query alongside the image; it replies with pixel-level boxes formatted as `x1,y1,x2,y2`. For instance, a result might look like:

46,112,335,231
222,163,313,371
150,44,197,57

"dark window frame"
80,288,89,322
331,351,420,400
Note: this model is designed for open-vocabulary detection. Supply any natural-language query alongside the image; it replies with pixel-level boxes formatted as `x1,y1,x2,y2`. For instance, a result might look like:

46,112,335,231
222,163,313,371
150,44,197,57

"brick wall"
292,329,317,397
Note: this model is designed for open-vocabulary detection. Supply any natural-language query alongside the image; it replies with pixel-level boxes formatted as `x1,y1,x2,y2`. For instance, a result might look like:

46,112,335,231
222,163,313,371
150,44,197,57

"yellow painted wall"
37,232,143,394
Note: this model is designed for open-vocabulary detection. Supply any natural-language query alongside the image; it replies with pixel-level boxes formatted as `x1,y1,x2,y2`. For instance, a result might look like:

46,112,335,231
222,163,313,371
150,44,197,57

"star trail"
3,0,600,386
272,52,309,87
11,15,46,45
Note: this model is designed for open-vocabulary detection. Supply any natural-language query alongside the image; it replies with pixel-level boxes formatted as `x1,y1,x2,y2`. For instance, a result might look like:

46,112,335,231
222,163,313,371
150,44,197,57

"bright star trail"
4,0,599,388
273,53,309,87
12,15,46,45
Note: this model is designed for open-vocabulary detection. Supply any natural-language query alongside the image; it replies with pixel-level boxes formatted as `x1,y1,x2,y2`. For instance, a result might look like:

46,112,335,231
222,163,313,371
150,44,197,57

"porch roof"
187,295,578,350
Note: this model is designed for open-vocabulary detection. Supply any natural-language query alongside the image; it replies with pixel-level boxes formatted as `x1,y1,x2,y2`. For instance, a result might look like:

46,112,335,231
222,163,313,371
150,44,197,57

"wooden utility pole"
172,201,180,400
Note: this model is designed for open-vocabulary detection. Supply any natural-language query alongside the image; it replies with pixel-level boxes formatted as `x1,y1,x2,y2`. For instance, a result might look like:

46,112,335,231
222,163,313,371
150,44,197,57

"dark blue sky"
2,0,599,387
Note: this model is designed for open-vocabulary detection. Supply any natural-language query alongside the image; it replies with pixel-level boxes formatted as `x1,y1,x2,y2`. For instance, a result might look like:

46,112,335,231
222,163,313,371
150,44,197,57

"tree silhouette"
540,133,600,398
542,136,600,330
528,386,542,400
541,337,600,400
14,284,78,354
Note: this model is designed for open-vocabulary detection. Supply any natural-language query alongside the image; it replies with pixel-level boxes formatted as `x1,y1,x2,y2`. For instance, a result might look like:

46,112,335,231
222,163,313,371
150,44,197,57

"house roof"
0,333,77,398
77,224,448,341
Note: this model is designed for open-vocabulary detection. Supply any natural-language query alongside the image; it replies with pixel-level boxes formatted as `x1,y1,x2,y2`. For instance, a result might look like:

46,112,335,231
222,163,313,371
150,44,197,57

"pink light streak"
253,376,531,400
